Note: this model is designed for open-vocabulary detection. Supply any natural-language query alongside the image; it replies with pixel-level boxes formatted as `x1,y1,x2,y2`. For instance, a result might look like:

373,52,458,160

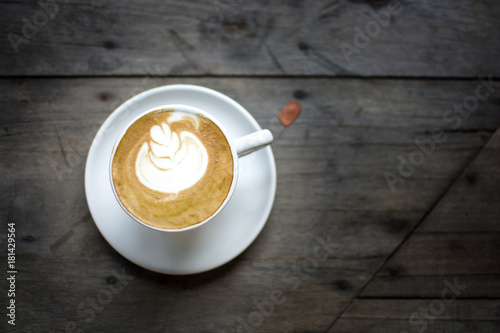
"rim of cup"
109,104,240,233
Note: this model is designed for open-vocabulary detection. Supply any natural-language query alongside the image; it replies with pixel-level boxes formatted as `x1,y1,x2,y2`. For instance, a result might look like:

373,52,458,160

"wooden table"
1,1,499,332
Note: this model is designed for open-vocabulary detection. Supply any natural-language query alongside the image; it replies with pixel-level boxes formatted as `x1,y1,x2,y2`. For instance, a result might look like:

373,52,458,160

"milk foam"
135,118,209,194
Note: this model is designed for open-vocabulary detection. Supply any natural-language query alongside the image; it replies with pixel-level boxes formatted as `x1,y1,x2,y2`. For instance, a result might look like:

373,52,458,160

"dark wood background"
1,1,499,332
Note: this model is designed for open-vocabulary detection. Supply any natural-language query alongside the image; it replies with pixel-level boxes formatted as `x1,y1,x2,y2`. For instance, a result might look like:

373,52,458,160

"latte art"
111,108,234,230
135,121,209,194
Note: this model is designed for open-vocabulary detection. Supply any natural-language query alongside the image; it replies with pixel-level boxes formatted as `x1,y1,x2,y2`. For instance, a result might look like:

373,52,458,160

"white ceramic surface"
84,84,277,274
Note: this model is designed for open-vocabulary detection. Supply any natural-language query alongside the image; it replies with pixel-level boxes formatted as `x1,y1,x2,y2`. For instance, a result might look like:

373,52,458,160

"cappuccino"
111,108,234,229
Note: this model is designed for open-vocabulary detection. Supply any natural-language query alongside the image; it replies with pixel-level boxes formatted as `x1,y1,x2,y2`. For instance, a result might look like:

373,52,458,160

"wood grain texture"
329,129,500,332
417,131,500,233
330,299,500,333
1,0,499,76
2,1,500,331
360,128,500,298
357,275,500,299
13,257,381,332
1,77,499,331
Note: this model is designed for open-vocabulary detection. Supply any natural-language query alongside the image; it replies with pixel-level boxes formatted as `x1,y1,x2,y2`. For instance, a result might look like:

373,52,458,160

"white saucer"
84,85,276,275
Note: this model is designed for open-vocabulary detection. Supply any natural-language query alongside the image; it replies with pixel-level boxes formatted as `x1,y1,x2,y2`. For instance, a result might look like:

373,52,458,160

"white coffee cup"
109,104,273,232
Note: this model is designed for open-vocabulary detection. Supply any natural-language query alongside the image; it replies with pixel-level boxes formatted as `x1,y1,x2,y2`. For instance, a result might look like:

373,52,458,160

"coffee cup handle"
235,129,273,157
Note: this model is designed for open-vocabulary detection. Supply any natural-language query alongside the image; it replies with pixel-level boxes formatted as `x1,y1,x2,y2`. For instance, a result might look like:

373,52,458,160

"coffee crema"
111,109,234,229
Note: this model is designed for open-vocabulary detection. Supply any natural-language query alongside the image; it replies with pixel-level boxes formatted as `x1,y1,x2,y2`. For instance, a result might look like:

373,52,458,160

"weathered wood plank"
329,299,500,333
418,131,500,232
358,128,500,299
358,276,500,298
1,78,500,331
363,233,500,277
2,78,499,259
331,319,500,333
341,299,500,320
1,0,499,76
331,129,500,332
13,256,380,332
